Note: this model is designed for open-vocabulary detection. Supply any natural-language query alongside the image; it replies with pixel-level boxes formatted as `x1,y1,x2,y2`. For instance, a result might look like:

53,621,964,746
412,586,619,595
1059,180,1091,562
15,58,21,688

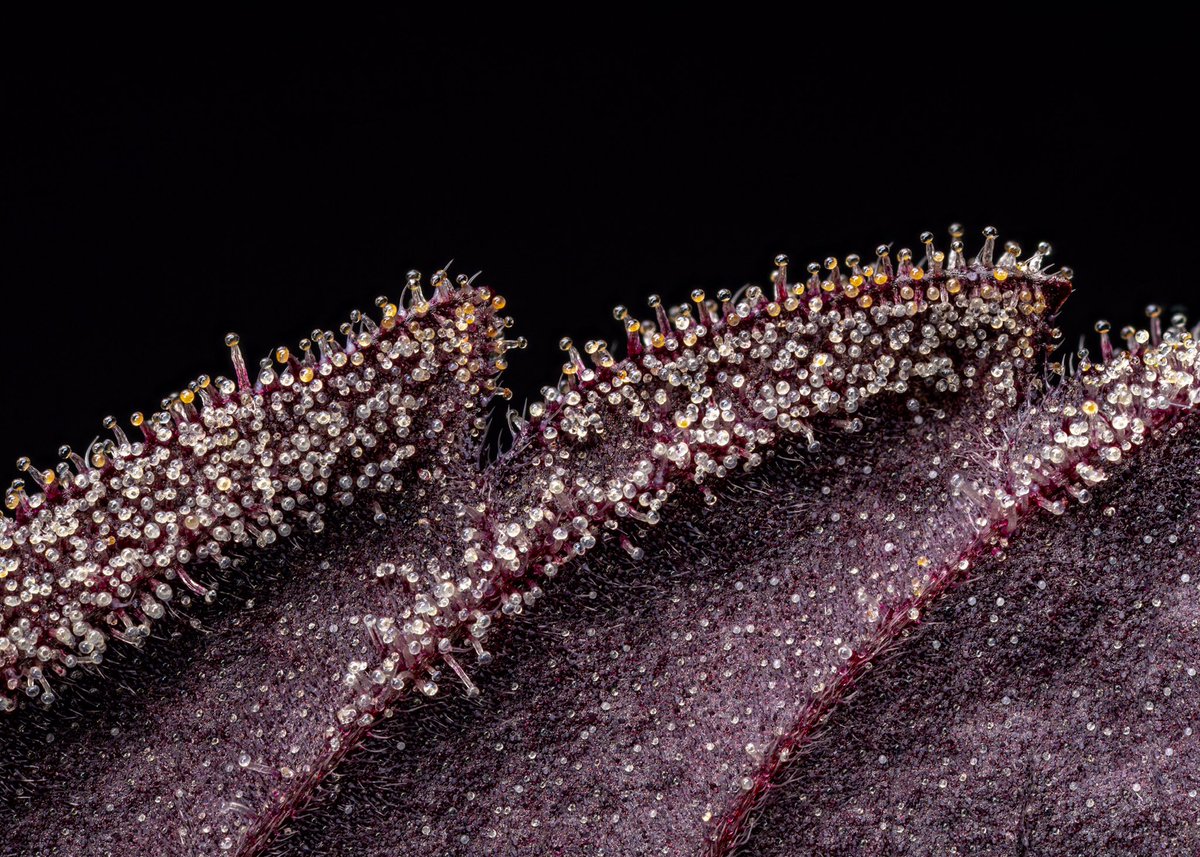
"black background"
2,35,1192,469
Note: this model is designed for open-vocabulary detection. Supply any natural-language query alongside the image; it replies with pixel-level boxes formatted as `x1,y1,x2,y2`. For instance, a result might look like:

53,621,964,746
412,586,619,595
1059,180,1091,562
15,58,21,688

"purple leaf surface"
3,231,1195,856
749,418,1200,854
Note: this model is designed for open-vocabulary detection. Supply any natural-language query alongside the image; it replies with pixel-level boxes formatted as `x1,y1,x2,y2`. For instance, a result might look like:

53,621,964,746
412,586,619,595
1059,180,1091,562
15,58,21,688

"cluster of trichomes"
3,225,1197,856
0,271,514,713
2,228,1065,718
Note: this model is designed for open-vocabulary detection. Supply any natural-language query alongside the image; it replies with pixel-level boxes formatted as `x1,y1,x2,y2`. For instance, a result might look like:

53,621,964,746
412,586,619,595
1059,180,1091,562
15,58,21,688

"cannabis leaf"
3,230,1193,855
